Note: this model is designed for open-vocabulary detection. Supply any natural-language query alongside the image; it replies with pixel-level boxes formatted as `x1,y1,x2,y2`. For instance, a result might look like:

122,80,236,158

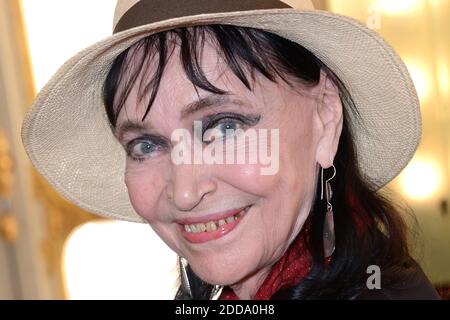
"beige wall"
326,0,450,284
0,0,54,299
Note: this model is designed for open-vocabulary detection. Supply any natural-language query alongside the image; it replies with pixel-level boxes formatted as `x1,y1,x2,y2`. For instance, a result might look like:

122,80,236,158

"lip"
175,205,250,225
178,205,252,244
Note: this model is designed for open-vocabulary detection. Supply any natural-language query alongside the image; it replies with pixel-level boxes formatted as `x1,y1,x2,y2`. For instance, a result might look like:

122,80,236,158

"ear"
315,70,344,169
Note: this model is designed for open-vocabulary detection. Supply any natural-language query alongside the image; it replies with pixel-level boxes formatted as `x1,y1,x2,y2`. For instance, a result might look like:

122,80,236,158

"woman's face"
115,39,342,287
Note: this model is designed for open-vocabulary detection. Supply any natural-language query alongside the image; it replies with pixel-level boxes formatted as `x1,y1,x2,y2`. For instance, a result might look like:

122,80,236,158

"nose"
166,164,217,211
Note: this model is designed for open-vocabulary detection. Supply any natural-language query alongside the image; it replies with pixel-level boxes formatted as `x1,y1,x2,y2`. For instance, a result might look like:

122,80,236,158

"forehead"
114,32,313,127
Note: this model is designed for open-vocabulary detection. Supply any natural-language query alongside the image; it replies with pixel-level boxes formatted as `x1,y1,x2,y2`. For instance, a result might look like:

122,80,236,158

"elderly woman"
22,0,440,300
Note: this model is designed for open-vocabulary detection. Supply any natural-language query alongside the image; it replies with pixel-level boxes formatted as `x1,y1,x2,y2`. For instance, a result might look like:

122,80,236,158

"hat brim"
21,9,421,223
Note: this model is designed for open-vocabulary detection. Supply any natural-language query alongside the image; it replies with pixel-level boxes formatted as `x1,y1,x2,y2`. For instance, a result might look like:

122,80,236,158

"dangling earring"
178,256,192,298
321,165,336,258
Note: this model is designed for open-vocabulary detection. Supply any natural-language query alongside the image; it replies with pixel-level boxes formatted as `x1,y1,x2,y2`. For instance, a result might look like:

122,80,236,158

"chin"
190,258,251,286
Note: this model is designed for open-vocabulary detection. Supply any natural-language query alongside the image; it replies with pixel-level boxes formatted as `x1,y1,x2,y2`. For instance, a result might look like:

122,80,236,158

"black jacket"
358,259,441,300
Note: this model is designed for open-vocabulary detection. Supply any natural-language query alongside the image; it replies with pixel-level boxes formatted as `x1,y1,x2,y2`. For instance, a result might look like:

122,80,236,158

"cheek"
124,162,165,222
213,133,317,199
217,163,279,196
281,116,318,184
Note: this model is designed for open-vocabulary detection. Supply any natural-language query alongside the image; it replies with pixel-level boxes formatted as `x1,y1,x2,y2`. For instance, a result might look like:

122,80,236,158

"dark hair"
103,25,417,299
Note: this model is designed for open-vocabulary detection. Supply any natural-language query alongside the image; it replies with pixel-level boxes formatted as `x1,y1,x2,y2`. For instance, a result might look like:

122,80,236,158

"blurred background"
0,0,449,299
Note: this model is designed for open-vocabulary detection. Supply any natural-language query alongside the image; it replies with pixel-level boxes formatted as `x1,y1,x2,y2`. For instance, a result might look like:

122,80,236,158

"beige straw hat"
21,0,421,223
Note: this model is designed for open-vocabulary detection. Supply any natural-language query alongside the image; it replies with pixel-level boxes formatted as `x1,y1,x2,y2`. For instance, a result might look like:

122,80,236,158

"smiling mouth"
181,205,252,234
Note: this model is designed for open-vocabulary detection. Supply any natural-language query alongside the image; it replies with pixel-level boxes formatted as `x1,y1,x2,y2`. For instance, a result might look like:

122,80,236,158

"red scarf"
218,223,313,300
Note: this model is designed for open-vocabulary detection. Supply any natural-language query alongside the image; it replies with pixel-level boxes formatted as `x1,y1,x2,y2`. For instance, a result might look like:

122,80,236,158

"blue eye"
126,136,167,162
199,112,262,143
217,121,238,132
130,141,156,160
138,141,154,154
203,119,243,142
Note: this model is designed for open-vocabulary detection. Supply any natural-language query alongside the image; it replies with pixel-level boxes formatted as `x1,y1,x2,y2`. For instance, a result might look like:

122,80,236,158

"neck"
229,266,271,299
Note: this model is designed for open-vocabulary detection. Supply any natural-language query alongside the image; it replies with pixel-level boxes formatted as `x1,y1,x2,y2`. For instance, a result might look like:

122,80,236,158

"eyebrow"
116,121,153,141
180,93,246,119
116,94,248,140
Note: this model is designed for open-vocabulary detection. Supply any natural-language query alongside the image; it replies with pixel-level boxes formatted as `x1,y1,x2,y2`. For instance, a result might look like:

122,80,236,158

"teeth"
206,221,217,232
183,207,250,234
226,216,235,224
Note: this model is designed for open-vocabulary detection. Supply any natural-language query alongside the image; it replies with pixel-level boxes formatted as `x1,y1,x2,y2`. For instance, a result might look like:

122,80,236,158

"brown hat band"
113,0,292,34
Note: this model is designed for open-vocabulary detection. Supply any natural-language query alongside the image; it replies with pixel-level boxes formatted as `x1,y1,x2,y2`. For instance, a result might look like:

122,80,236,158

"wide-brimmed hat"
21,0,421,223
